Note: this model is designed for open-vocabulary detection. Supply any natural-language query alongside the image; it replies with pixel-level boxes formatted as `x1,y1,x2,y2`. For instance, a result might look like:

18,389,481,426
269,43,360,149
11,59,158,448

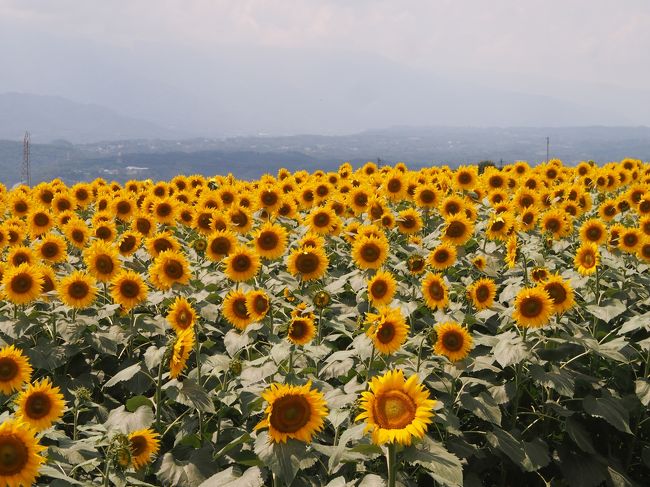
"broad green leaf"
165,379,216,413
126,395,154,412
402,435,463,487
460,392,502,425
199,466,264,487
104,405,154,433
565,417,596,454
585,300,626,323
583,394,632,434
492,331,528,368
618,310,650,334
254,431,306,486
104,363,143,388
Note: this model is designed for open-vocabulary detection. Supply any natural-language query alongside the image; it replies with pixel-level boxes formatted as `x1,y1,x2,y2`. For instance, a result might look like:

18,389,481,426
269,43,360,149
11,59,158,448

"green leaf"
402,435,463,487
224,329,250,357
529,364,575,397
104,363,143,388
157,450,211,487
165,379,216,413
254,431,306,486
126,395,153,412
39,465,84,485
104,405,154,433
618,310,650,335
565,417,596,454
198,466,264,487
583,394,632,434
492,331,528,368
144,345,166,371
487,428,548,472
585,300,626,323
635,379,650,406
460,392,502,425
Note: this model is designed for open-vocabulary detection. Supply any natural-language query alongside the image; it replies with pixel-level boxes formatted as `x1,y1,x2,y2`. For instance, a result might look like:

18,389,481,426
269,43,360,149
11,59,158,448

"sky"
1,0,649,135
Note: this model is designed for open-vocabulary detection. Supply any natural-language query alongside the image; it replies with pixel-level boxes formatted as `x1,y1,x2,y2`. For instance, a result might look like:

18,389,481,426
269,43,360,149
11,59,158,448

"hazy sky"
1,0,649,135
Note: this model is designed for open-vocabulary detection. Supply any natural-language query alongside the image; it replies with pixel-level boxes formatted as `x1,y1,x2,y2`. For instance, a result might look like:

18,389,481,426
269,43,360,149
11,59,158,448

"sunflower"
505,234,518,269
0,345,33,395
34,234,67,263
255,381,328,444
543,274,575,315
150,250,192,290
111,270,148,311
472,255,487,270
619,227,642,254
428,242,457,271
486,212,514,241
467,278,497,310
7,246,35,267
15,378,66,432
27,208,54,237
348,186,371,215
2,263,43,305
365,307,409,355
145,231,181,258
383,171,407,201
305,207,338,235
421,273,449,310
541,209,570,240
117,231,141,256
57,271,98,309
84,240,120,282
454,166,478,190
531,266,550,283
151,198,177,225
518,207,539,232
132,213,156,237
0,419,45,487
579,219,607,245
442,214,474,246
93,220,117,242
287,245,329,281
222,290,253,330
287,315,316,345
352,235,389,270
112,194,136,221
246,290,270,322
128,429,160,469
63,219,90,248
356,369,436,446
598,198,618,222
298,232,326,250
574,243,599,276
224,246,260,282
367,270,397,306
413,184,439,209
227,207,253,234
170,328,194,379
396,208,423,234
166,296,197,333
434,322,473,362
512,286,554,328
254,222,288,259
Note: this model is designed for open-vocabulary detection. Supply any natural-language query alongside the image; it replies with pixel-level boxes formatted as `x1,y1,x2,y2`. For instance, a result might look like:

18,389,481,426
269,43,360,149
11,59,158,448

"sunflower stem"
103,456,112,487
386,442,397,487
155,356,164,433
416,334,427,373
194,325,203,444
365,345,376,386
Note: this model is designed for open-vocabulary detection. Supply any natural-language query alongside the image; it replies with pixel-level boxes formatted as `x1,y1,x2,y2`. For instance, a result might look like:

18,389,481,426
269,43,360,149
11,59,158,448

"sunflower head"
128,429,161,469
428,243,457,270
434,322,473,362
224,246,261,282
574,243,600,276
543,274,575,315
287,316,316,346
0,345,33,395
367,270,397,306
313,290,331,309
364,307,409,355
512,286,555,328
468,278,497,311
58,271,98,309
0,419,46,487
2,263,43,305
15,378,67,432
421,273,449,310
222,290,253,331
166,297,197,333
287,245,329,281
170,328,195,379
246,290,271,322
352,235,389,270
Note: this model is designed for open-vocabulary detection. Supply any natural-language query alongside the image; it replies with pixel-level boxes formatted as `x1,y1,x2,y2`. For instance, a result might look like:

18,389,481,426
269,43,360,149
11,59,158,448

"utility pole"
546,136,550,164
22,131,31,186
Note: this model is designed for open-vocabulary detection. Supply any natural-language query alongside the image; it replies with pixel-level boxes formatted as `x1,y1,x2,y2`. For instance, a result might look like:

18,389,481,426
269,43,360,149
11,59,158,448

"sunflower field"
0,159,649,487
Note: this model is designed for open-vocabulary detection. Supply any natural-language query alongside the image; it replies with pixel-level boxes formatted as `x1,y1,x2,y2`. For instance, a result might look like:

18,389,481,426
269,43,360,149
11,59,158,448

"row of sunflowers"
0,158,648,486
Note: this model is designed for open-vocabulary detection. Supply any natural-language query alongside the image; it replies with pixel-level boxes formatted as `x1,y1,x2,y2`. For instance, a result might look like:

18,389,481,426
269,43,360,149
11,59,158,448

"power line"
22,131,31,186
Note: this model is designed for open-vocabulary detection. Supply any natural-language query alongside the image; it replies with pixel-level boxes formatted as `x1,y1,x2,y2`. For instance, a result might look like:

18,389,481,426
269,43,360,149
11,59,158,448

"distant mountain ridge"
0,93,183,143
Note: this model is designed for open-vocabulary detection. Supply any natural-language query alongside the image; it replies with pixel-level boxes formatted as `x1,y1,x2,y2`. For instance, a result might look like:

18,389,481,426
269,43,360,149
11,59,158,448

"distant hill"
0,93,183,143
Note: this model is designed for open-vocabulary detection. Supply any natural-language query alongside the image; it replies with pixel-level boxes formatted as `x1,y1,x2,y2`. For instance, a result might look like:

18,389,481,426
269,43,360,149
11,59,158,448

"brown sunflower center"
69,281,90,299
387,179,402,193
545,218,560,232
130,435,148,457
96,226,112,240
295,252,319,274
458,172,472,185
313,213,330,227
10,274,33,294
164,260,184,279
233,298,249,319
261,191,279,206
253,295,269,314
42,275,55,293
604,205,616,216
428,281,445,301
153,239,172,254
71,229,85,243
623,233,638,247
581,251,596,268
56,199,71,212
373,390,416,430
586,226,602,241
0,358,18,381
221,191,235,204
545,282,567,305
269,394,311,433
120,236,137,253
33,213,50,227
116,201,131,215
401,216,416,229
11,253,29,266
445,202,460,215
41,190,54,203
15,202,28,213
156,203,172,217
136,218,152,234
41,242,59,259
259,231,279,250
640,201,650,213
446,221,466,239
520,296,543,318
210,237,232,256
24,391,52,419
354,193,368,207
289,319,308,340
434,249,450,264
177,309,192,327
442,330,464,352
376,322,396,344
371,280,388,298
96,255,114,274
0,435,29,475
491,220,505,232
475,285,491,302
408,256,425,272
120,280,140,299
360,243,380,262
232,254,252,272
419,189,435,204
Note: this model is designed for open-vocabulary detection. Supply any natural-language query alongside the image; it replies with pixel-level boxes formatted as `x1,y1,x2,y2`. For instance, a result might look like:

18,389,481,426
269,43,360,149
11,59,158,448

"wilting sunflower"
442,214,474,246
428,242,457,271
434,322,473,362
0,419,46,487
84,240,120,282
512,286,554,328
574,243,599,276
170,328,194,379
246,290,270,322
222,290,253,330
352,235,389,270
356,369,436,446
127,429,161,469
396,208,423,234
467,278,497,310
111,270,148,311
254,222,288,259
224,246,260,282
287,245,329,281
287,315,316,345
365,307,409,355
367,270,397,306
543,274,575,315
421,273,449,310
0,345,33,395
34,234,68,263
166,296,197,333
2,263,43,305
150,250,192,290
58,271,98,309
255,381,328,443
15,378,66,432
579,219,608,245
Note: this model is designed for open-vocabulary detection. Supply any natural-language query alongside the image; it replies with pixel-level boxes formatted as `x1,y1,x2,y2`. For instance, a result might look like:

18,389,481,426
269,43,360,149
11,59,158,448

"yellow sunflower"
166,296,197,333
356,369,436,446
367,270,397,306
145,230,181,258
540,209,571,240
579,219,608,245
305,207,339,235
63,218,90,249
467,278,497,310
287,315,316,345
287,245,329,281
442,214,474,246
531,266,550,283
365,307,409,355
150,250,192,290
505,234,518,269
543,274,575,315
574,243,599,276
128,428,161,469
7,246,35,267
15,378,66,432
222,290,254,330
352,235,389,270
27,207,54,237
170,328,194,379
246,290,271,322
396,208,423,234
223,246,261,282
0,345,33,395
421,273,449,310
619,227,642,254
0,419,46,487
512,286,554,328
472,255,487,270
84,240,120,282
206,229,237,262
117,231,141,257
34,234,68,263
254,222,288,259
57,271,98,309
428,242,457,271
2,263,43,305
255,381,328,443
434,322,474,362
110,270,148,311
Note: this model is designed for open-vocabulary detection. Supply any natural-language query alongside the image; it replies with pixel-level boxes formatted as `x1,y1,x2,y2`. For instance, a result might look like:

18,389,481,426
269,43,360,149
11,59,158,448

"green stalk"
415,335,427,373
103,456,111,487
194,326,203,443
386,443,397,487
155,357,164,432
365,345,376,386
